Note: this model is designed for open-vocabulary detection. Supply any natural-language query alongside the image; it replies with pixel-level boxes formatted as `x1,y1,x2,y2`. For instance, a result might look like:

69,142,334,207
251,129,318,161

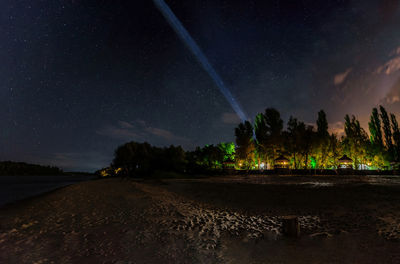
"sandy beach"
1,176,400,263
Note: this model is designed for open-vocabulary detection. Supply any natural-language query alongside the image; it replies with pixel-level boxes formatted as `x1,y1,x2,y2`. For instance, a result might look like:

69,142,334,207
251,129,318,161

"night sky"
1,0,400,171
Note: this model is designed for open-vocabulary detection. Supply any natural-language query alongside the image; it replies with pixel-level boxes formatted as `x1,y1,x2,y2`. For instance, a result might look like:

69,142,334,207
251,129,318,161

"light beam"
153,0,248,122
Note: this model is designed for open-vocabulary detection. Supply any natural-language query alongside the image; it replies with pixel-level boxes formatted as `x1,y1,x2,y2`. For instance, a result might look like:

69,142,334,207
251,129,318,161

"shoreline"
0,175,96,208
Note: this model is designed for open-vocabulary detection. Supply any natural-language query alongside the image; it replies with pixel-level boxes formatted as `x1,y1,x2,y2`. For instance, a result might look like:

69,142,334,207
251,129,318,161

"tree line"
107,141,236,177
104,105,399,177
0,161,63,176
235,106,399,170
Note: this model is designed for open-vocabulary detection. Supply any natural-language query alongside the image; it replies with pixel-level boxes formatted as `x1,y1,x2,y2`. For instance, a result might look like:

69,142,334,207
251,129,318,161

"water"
0,175,95,207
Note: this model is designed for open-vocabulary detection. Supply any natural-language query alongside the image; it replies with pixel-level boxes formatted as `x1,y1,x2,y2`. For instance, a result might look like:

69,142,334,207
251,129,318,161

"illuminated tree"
235,121,255,169
285,117,316,169
217,142,235,162
327,134,341,168
343,115,369,169
301,125,315,169
286,116,302,168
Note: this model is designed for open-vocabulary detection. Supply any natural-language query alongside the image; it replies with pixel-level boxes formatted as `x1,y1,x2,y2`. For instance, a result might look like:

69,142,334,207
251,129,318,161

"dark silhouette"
0,161,63,176
107,107,400,177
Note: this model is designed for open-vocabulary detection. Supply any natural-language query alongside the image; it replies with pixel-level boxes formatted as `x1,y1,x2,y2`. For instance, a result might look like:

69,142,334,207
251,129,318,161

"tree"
112,141,186,176
391,113,400,161
217,142,235,162
380,105,394,159
315,110,330,168
285,117,316,169
343,115,369,169
316,110,329,138
235,121,255,169
254,113,268,168
301,125,315,169
368,108,383,148
286,116,303,168
264,108,283,138
327,134,341,168
264,108,284,164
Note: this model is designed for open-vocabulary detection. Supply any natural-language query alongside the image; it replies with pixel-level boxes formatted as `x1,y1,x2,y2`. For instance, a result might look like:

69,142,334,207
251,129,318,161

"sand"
0,176,399,263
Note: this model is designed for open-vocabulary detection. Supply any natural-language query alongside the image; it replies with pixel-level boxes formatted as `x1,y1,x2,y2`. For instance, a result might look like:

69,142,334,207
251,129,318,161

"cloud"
96,125,141,140
328,121,344,136
376,47,400,75
118,121,134,128
391,46,400,56
221,112,240,124
382,76,400,104
333,68,352,85
97,120,190,146
144,126,188,142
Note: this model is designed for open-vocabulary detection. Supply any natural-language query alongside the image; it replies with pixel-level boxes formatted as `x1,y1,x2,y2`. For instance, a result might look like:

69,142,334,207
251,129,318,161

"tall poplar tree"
264,108,283,163
254,113,268,167
316,110,329,138
380,105,394,157
368,107,383,148
315,110,330,168
391,113,400,161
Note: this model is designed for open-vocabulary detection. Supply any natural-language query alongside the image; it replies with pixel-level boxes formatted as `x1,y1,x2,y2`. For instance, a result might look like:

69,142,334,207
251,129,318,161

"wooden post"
282,216,300,237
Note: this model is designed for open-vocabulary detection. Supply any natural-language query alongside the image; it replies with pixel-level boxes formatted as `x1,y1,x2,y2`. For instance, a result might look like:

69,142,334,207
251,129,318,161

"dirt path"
0,177,399,263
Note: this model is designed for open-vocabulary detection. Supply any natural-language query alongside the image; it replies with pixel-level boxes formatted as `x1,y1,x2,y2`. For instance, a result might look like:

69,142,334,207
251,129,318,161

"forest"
235,105,399,170
0,161,63,176
103,105,400,177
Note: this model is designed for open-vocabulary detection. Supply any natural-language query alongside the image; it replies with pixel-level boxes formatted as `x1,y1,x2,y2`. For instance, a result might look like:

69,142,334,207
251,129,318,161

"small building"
274,155,290,169
338,155,353,169
223,160,235,169
390,161,400,170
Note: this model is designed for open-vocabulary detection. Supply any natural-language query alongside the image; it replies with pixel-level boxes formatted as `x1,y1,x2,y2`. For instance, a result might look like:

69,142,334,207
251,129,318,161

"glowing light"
153,0,248,122
310,157,317,169
100,170,109,177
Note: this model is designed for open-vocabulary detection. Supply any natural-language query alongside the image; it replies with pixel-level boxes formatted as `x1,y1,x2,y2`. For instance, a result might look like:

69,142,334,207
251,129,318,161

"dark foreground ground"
0,175,399,263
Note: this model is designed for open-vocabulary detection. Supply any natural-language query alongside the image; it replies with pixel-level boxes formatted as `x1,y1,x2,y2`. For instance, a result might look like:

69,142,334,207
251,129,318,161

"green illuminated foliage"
310,157,317,169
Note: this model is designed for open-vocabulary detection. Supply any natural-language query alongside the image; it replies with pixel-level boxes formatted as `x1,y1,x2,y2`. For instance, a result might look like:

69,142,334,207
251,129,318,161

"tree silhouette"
380,105,394,159
343,115,369,169
235,121,255,169
316,110,329,138
254,113,268,168
264,108,283,165
368,108,383,149
390,114,400,162
315,110,330,168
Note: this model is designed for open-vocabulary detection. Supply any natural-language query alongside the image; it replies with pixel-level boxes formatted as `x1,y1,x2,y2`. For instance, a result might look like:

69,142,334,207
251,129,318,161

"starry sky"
1,0,400,172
